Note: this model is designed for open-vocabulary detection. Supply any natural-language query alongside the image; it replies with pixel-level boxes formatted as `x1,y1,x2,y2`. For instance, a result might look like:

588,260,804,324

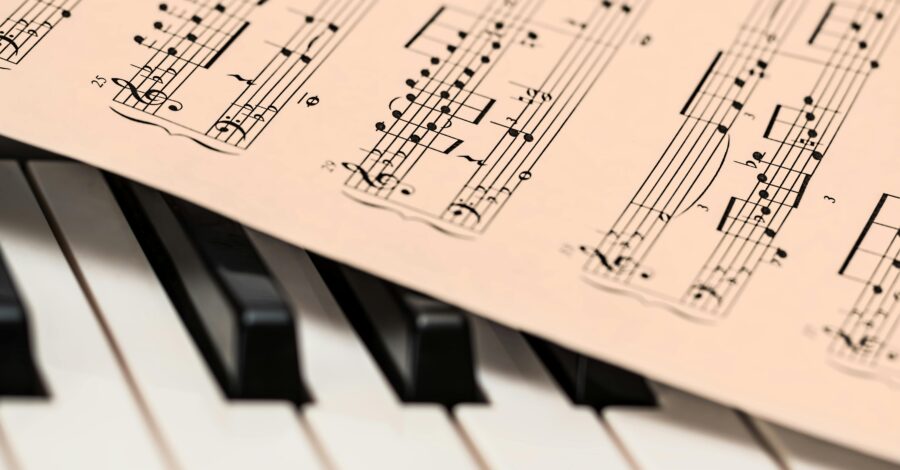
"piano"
0,137,894,469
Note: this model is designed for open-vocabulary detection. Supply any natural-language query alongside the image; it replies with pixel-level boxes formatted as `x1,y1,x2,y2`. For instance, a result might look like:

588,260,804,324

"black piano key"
107,176,307,405
311,255,481,406
527,336,656,409
0,248,45,396
0,135,67,161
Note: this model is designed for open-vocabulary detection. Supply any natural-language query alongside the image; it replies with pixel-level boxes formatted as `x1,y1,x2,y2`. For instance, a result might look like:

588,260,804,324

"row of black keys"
0,169,655,410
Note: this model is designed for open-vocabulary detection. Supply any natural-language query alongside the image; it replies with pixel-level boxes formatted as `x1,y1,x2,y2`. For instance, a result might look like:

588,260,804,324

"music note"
109,0,366,152
1,1,79,67
346,1,644,236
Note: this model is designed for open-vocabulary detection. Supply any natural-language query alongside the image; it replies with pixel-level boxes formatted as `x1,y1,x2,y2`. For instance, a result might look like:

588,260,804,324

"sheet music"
829,193,900,379
0,0,80,70
0,0,898,462
108,0,374,153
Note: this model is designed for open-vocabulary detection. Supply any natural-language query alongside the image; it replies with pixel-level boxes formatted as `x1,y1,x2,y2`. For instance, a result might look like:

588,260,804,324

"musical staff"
0,0,80,69
825,193,900,383
685,0,896,316
342,0,648,237
4,0,900,460
579,0,898,322
110,0,372,153
582,0,804,283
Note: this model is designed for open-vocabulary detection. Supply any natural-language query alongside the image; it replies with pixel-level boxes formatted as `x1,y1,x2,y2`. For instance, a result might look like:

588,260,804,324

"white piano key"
0,161,167,469
27,162,324,470
455,316,630,470
249,232,479,470
0,439,12,470
604,383,778,469
755,420,899,470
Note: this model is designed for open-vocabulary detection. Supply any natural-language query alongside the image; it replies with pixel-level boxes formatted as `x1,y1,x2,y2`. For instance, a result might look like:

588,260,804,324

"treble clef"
374,173,414,195
341,162,415,195
112,78,183,111
112,78,164,105
342,162,377,186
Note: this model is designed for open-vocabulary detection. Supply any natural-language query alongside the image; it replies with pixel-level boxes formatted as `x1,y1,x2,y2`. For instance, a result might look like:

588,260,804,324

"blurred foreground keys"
0,161,166,469
252,232,479,469
109,177,308,404
0,249,43,398
528,336,656,409
456,316,632,469
29,162,322,469
604,384,779,469
311,258,480,406
0,155,895,469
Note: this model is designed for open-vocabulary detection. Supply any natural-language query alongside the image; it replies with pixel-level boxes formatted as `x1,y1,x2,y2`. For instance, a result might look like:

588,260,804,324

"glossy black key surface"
311,256,480,406
0,248,44,396
528,336,656,409
108,177,307,404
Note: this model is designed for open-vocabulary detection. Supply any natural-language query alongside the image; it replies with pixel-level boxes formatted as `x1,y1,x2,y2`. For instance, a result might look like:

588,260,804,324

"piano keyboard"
0,146,895,469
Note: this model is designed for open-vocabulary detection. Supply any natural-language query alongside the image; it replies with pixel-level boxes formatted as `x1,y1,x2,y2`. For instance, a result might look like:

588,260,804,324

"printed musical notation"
341,0,648,237
580,0,897,321
825,194,900,383
109,0,373,154
0,0,80,70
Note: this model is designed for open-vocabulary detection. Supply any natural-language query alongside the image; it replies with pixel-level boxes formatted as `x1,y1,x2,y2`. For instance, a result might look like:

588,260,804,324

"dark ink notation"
343,0,648,236
0,0,80,68
110,0,374,153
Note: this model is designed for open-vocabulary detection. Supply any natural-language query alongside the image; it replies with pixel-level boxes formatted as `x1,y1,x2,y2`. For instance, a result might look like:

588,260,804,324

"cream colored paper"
1,0,899,462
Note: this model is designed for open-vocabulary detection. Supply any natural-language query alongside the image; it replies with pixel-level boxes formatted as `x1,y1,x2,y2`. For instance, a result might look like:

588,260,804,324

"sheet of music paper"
0,0,898,461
